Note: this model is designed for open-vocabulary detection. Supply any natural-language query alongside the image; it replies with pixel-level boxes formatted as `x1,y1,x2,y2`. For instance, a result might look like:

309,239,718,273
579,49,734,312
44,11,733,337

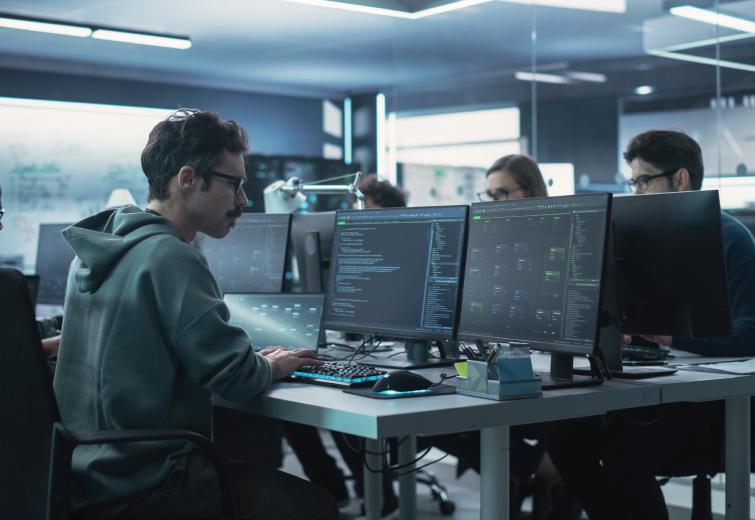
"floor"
278,430,723,520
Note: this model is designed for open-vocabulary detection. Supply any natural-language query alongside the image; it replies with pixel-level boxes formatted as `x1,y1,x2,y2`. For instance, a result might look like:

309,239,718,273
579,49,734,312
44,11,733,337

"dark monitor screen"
200,214,291,294
224,293,324,351
36,223,76,305
612,191,731,337
321,205,469,340
457,193,612,356
291,212,336,292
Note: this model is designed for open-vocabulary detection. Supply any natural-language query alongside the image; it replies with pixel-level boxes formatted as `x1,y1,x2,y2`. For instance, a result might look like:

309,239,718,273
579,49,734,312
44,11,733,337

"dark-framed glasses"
207,171,245,195
477,187,525,202
627,169,678,192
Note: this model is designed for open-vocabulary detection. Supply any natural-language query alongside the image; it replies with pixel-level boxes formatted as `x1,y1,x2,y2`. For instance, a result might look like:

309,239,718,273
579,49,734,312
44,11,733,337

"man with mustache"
53,109,337,520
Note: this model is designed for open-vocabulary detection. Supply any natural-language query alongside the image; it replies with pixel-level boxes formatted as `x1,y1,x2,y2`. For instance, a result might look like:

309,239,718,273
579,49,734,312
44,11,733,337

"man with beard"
53,109,338,520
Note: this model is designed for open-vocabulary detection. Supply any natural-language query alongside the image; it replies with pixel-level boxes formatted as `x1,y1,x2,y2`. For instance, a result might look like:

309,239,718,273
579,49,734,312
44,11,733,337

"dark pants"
280,421,349,502
80,450,339,520
547,401,724,520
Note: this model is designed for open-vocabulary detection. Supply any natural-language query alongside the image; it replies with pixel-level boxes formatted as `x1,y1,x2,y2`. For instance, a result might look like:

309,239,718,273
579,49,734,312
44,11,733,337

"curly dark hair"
141,109,249,201
358,174,407,208
623,130,703,190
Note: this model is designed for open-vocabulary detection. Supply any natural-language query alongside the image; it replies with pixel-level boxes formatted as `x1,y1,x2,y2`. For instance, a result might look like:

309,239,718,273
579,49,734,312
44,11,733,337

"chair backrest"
0,268,63,519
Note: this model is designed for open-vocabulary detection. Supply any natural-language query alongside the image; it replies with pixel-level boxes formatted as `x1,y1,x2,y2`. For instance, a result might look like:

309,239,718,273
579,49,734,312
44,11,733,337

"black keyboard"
288,362,386,389
622,345,674,361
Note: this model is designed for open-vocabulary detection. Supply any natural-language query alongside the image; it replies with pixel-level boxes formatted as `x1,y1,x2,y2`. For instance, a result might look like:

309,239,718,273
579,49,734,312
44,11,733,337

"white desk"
215,356,755,520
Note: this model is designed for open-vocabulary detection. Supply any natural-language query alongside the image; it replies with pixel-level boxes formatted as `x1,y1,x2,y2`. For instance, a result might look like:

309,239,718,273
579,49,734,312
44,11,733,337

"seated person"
547,130,755,520
53,109,338,520
0,181,60,372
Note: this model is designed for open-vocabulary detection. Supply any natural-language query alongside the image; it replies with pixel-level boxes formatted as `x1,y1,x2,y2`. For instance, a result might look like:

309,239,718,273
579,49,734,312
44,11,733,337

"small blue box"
497,357,534,382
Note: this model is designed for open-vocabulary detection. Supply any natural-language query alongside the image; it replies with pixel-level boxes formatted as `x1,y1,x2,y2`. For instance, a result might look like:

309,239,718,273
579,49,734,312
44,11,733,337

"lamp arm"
279,171,366,209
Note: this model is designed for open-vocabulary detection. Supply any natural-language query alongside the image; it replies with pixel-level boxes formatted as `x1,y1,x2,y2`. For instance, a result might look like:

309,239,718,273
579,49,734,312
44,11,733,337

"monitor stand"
357,339,458,370
539,353,607,390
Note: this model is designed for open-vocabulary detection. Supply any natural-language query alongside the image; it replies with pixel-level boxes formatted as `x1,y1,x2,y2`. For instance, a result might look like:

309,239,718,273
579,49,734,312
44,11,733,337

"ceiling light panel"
670,5,755,34
515,72,573,84
0,15,91,37
92,30,191,49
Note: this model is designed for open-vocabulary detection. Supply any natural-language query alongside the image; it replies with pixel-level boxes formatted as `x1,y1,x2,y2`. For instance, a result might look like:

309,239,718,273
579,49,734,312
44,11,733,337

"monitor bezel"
321,204,470,341
455,193,613,358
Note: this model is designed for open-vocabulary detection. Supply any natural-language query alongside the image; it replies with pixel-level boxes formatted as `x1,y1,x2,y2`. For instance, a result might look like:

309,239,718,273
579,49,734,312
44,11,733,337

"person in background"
547,130,755,520
480,154,548,202
433,154,581,520
0,182,61,368
353,173,407,209
53,109,337,520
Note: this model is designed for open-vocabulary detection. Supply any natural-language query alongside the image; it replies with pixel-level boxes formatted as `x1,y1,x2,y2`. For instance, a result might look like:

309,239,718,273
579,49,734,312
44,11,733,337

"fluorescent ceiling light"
565,71,606,83
0,97,174,117
515,71,573,84
281,0,623,19
670,5,755,34
635,86,653,95
281,0,489,19
0,15,91,37
647,49,755,73
501,0,625,13
92,29,191,49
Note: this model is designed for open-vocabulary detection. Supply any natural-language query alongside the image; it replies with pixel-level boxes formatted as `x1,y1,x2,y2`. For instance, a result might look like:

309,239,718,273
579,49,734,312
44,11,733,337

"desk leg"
480,425,510,520
364,438,383,520
725,397,751,520
398,435,417,520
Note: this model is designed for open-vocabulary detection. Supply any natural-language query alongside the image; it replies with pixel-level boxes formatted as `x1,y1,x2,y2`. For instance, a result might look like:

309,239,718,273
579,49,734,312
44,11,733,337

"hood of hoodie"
62,205,185,294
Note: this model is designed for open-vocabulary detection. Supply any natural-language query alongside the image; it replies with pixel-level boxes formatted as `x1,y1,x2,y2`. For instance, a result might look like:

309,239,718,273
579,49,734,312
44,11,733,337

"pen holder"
466,360,490,393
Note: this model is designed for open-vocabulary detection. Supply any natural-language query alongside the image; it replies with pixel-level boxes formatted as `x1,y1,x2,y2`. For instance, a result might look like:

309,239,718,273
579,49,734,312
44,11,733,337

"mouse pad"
343,383,457,399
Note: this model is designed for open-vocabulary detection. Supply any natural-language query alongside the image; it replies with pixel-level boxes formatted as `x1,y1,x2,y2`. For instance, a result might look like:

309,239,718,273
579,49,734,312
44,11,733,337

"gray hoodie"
53,205,271,511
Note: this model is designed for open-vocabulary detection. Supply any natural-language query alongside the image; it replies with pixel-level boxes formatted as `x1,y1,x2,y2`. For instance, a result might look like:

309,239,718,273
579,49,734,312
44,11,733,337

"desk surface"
215,351,755,440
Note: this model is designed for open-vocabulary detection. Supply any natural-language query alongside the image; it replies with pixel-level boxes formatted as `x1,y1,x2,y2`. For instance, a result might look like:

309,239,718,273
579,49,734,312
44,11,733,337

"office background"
3,0,755,272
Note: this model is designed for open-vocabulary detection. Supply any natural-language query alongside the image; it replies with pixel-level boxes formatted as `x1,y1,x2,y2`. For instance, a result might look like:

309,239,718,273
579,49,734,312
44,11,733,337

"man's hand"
258,347,324,382
621,334,673,347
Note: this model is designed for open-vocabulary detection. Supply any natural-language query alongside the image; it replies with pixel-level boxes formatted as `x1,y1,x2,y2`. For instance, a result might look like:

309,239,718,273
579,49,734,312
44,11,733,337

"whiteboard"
0,98,173,272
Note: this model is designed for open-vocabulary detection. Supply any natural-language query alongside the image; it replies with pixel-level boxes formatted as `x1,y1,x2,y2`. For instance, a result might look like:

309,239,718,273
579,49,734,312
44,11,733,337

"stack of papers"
677,359,755,375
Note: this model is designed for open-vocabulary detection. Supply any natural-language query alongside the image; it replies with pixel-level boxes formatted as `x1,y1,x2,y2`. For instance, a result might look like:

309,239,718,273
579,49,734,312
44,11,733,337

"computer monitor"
291,212,336,293
612,190,731,339
321,205,469,368
35,223,76,305
457,193,613,386
199,214,291,294
224,293,325,351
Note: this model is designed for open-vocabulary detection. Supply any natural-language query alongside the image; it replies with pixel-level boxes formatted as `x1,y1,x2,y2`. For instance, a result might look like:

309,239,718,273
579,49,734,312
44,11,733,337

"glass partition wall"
380,0,754,208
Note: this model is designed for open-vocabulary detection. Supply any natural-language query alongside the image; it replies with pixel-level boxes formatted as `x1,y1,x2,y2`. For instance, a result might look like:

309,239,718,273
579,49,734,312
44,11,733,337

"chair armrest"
48,423,239,520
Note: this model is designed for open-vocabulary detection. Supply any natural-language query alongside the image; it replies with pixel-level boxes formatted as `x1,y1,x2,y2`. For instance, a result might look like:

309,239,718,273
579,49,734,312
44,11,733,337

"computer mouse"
372,370,434,394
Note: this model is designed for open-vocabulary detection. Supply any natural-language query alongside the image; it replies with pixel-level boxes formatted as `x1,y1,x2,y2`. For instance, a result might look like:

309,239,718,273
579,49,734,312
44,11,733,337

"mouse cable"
431,373,457,388
341,433,408,455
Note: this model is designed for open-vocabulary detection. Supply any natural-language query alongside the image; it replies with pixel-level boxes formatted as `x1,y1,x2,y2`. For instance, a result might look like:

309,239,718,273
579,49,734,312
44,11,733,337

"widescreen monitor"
224,293,324,351
200,214,291,294
457,193,612,360
35,223,76,305
321,205,469,344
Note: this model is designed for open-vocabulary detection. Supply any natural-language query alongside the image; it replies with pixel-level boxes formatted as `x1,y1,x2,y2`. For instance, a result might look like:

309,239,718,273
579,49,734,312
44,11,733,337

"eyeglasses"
477,187,525,202
206,171,245,195
627,169,678,192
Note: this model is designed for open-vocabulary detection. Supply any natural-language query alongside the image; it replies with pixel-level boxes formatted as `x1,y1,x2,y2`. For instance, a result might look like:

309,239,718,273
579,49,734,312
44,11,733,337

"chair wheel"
440,500,456,515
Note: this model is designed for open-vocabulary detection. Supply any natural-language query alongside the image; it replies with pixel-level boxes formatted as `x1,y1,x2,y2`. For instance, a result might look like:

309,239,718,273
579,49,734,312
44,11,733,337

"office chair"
0,268,240,520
